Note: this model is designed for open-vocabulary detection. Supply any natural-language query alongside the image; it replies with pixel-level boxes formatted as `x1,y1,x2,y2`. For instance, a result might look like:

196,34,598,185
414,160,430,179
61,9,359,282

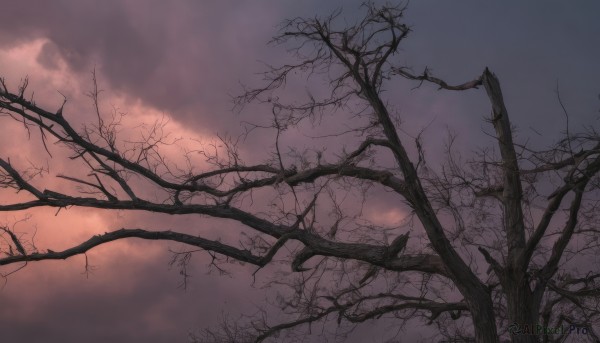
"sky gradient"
1,1,599,342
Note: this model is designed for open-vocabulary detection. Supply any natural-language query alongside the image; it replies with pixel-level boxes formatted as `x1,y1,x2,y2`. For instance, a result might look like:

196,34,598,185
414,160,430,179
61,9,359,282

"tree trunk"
506,273,541,343
468,288,501,343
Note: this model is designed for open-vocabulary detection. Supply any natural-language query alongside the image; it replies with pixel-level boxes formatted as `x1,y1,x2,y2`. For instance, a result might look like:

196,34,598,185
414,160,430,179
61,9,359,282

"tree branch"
0,228,261,267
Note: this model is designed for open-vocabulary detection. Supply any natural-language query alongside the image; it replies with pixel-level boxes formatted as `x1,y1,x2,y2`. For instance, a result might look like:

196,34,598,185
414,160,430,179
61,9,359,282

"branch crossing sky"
0,1,598,342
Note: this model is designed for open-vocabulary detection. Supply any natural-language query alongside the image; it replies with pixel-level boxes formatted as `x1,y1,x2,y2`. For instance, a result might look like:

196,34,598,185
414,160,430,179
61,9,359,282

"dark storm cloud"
399,1,600,140
1,0,285,131
2,1,598,137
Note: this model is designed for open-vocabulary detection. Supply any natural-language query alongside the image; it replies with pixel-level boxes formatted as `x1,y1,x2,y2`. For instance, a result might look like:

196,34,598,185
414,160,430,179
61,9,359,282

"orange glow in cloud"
0,37,210,335
365,207,409,227
0,39,215,284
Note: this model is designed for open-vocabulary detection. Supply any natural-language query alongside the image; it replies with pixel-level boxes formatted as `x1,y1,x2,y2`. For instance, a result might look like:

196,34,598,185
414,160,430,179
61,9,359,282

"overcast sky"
0,1,599,342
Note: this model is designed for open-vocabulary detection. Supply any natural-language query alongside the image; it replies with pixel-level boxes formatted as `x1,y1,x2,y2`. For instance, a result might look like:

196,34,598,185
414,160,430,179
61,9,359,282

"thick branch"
538,182,587,282
0,193,449,276
0,158,45,199
482,68,526,267
0,228,261,266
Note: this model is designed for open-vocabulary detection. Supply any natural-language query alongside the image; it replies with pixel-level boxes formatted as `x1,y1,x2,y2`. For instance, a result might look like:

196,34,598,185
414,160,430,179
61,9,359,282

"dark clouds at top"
399,1,600,142
1,0,285,132
2,1,598,137
1,1,600,343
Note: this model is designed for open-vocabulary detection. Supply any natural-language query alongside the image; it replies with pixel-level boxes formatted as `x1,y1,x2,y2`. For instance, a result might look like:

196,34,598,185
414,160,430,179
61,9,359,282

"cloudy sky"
0,1,599,342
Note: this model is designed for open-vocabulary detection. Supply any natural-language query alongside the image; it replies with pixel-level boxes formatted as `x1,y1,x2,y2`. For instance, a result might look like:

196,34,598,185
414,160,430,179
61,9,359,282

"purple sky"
0,1,599,342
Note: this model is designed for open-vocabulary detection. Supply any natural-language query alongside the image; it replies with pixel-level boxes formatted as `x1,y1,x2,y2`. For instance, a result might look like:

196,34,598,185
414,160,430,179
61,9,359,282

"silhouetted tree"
1,3,599,343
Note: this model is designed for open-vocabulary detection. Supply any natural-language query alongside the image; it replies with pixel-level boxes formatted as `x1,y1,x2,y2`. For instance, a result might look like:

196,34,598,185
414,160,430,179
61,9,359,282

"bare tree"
1,3,599,343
